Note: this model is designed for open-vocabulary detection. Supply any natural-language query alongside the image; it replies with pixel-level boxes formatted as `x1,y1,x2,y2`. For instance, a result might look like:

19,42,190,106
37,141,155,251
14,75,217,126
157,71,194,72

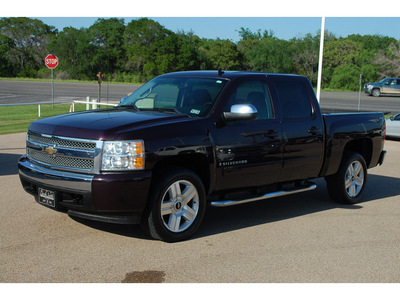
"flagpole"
316,16,325,103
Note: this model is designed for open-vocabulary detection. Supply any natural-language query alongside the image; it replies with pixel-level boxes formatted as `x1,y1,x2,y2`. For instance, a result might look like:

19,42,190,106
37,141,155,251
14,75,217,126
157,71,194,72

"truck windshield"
379,78,388,84
119,76,228,117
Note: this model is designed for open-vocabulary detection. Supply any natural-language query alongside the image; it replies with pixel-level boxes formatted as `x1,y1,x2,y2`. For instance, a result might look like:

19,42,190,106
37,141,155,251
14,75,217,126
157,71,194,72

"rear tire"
325,152,367,204
141,167,206,242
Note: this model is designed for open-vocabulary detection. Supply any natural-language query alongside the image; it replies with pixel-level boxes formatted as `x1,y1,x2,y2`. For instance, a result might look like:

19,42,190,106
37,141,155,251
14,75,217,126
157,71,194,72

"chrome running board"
210,183,317,207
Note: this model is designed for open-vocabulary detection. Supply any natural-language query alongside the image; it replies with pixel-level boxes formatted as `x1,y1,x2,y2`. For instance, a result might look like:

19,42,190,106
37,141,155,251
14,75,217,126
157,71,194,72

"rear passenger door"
272,77,325,181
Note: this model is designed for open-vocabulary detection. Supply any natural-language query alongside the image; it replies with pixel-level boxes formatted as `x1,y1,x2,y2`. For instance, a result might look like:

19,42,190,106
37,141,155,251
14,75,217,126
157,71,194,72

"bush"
113,72,141,83
329,65,361,91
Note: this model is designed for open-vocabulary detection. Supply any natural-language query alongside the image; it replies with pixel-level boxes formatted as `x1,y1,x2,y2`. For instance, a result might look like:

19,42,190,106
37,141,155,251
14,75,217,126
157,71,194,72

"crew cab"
18,71,386,242
364,78,400,97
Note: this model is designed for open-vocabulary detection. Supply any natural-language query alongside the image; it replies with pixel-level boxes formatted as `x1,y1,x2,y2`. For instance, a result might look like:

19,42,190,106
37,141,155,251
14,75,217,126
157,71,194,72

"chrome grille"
28,149,94,170
28,134,96,150
27,132,102,173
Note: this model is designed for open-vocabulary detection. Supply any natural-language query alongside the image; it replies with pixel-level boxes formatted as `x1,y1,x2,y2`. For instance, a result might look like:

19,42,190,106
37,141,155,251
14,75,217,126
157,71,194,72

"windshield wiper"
117,104,140,111
141,107,181,114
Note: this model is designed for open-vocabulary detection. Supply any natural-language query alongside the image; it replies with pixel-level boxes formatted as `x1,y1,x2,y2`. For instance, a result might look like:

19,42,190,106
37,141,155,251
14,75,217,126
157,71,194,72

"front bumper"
18,155,152,224
364,87,372,95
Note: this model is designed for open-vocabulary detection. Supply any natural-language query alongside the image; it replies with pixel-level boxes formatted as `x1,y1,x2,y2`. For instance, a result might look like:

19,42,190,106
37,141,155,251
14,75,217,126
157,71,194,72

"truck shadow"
69,174,400,241
198,174,400,239
0,152,23,176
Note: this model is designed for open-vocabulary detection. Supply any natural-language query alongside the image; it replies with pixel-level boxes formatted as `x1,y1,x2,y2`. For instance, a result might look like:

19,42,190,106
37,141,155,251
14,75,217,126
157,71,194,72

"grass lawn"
0,103,87,135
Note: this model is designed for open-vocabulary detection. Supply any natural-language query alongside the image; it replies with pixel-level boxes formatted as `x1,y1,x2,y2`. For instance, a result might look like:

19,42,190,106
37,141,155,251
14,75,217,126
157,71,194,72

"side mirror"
223,104,258,121
120,96,127,103
390,117,394,121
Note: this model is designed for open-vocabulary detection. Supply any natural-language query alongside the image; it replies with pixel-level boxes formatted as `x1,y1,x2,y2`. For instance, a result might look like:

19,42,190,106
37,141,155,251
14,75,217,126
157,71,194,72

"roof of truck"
158,70,304,80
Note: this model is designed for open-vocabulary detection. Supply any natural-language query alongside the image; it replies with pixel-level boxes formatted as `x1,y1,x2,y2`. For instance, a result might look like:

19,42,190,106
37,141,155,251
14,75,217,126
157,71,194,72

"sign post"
97,72,103,108
45,54,59,108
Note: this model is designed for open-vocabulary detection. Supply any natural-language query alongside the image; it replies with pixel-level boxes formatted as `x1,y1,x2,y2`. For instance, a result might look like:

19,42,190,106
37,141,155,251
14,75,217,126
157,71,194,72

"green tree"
124,18,202,81
348,34,397,62
238,28,293,73
324,39,362,68
0,17,56,77
199,38,242,70
322,38,362,88
249,37,293,73
89,18,126,78
237,27,264,70
290,33,320,86
373,41,400,78
329,64,361,90
0,34,17,76
124,18,173,80
175,30,202,71
48,27,96,80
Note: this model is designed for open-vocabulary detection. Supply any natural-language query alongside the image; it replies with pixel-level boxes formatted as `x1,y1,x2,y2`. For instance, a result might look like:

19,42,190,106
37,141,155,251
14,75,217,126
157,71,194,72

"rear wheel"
326,152,367,204
142,168,206,242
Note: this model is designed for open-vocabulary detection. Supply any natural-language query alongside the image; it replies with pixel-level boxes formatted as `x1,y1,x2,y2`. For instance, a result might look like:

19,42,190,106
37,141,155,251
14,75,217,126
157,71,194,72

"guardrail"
0,97,118,117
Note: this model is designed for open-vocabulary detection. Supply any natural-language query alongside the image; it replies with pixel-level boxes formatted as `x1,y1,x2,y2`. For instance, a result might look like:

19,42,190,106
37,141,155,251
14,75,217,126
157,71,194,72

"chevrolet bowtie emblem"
44,146,57,155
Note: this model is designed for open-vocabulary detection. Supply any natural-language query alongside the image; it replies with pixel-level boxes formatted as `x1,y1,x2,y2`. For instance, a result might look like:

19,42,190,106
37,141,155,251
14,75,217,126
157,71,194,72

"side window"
226,80,274,120
275,80,314,120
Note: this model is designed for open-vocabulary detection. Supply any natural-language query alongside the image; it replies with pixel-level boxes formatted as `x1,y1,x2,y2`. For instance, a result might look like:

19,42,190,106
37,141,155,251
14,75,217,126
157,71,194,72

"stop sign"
45,54,58,69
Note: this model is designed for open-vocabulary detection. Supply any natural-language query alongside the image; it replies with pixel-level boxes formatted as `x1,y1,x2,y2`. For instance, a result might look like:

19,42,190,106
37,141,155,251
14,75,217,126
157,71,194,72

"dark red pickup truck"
18,71,386,242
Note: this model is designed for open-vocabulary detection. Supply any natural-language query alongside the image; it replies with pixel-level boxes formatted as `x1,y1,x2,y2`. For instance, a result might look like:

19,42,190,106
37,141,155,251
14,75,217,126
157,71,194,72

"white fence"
0,96,118,117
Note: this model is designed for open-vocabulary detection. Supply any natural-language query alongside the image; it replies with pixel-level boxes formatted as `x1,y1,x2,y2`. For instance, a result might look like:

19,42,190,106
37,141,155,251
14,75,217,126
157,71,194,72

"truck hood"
28,108,191,140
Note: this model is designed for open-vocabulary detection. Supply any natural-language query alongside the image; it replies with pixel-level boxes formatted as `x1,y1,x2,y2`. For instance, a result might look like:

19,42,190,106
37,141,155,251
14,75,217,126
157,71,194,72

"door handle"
307,127,321,135
264,130,278,139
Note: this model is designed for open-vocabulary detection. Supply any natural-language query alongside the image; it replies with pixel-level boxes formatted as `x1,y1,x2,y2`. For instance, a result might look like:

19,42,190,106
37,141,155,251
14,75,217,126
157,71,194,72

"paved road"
320,91,400,114
0,80,140,104
1,80,399,114
0,133,399,283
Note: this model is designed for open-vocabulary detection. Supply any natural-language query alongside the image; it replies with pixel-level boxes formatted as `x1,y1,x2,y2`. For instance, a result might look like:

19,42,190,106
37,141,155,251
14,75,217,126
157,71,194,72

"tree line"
1,17,399,90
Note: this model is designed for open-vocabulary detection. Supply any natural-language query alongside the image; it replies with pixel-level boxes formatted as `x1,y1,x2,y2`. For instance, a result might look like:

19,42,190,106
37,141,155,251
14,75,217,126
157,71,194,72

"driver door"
214,79,282,191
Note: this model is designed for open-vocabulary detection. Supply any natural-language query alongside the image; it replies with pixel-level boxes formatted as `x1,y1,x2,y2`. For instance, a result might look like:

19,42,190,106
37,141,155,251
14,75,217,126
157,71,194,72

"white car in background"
386,113,400,138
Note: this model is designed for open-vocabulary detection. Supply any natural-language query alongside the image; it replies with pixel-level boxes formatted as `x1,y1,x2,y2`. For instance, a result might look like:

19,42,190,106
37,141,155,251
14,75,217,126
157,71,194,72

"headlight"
102,140,144,171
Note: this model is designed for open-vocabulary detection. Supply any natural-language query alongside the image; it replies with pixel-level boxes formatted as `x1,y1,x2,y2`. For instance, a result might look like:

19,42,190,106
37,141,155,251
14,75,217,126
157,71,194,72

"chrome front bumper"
18,155,93,192
18,155,152,223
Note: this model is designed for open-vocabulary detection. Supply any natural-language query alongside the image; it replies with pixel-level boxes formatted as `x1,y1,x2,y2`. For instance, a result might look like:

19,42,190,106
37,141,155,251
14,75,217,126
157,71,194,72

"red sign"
45,54,58,69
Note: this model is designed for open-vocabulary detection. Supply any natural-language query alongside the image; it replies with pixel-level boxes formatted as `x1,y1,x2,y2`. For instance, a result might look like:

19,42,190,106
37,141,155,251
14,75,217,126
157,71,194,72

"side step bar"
210,183,317,207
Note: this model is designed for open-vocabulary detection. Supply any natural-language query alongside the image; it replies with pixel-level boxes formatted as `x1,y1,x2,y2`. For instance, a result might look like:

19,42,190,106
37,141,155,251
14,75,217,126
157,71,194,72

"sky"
3,0,400,42
34,17,400,42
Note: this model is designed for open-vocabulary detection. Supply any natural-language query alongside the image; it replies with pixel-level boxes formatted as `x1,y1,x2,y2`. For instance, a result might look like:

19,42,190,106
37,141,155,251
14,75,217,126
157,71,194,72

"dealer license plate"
38,188,56,208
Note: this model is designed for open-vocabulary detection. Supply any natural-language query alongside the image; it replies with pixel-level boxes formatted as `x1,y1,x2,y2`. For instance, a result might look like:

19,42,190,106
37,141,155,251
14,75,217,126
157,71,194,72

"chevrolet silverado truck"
364,78,400,97
18,71,386,242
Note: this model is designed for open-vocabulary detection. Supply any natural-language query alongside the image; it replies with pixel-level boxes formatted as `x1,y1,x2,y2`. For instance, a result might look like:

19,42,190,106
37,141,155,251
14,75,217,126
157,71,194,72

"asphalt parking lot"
0,133,399,283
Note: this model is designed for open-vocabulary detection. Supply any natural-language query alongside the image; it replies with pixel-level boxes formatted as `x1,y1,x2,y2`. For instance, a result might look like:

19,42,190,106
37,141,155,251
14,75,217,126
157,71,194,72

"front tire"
142,168,206,242
372,88,381,97
326,152,367,204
